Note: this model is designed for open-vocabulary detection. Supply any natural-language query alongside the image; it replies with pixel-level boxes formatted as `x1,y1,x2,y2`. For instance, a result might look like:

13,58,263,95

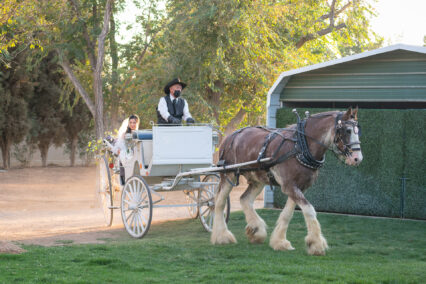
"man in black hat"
157,78,195,124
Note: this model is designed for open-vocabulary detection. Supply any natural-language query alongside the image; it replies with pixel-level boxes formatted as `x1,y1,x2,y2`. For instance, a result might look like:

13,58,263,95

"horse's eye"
346,129,351,135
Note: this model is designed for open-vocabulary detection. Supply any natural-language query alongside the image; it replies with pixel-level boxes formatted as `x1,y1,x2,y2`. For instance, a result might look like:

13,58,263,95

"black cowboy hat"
164,78,187,94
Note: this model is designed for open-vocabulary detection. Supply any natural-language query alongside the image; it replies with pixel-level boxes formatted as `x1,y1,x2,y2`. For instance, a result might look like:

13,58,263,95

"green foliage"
0,47,33,169
128,0,382,136
0,210,425,283
12,142,36,167
0,0,46,65
274,108,426,220
61,92,93,166
2,0,382,137
28,53,66,166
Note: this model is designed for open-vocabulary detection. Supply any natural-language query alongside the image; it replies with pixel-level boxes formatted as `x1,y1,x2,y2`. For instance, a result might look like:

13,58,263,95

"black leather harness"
218,110,361,187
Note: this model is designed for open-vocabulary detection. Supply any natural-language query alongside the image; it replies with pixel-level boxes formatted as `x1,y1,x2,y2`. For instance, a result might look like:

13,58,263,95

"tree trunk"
38,143,50,167
93,77,105,139
60,0,113,140
93,0,112,139
70,135,78,167
0,138,11,169
223,108,247,138
109,3,120,131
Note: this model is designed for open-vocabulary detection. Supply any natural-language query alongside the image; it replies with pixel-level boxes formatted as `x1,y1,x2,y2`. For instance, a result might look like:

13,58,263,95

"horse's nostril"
354,158,358,162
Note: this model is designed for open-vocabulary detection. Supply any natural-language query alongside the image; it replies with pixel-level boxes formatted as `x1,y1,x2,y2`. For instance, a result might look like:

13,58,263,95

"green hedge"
274,108,426,220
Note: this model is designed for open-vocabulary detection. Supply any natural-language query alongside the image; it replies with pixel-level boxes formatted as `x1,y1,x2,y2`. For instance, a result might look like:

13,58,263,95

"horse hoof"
270,240,295,251
305,235,328,256
245,225,267,244
211,230,237,245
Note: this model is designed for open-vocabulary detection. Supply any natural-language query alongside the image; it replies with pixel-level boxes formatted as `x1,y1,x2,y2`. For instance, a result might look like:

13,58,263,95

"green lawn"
1,210,425,283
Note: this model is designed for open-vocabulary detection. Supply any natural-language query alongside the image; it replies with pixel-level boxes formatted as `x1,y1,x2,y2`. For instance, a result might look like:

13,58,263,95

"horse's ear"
342,106,353,120
353,106,358,120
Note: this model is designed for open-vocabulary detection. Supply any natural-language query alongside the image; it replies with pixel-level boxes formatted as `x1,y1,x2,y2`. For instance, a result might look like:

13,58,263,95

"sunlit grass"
1,210,425,283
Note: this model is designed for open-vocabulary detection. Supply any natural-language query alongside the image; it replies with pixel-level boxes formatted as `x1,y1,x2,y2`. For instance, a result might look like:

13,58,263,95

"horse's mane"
284,110,340,129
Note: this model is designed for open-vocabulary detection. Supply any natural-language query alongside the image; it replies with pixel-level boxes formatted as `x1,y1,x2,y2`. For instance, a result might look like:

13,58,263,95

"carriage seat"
132,130,153,140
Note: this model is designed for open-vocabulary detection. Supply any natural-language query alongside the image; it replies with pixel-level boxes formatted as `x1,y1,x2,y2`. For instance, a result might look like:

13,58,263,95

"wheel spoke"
138,201,150,209
208,213,214,228
126,210,134,222
137,212,145,232
140,191,147,204
130,213,136,233
136,181,141,202
135,213,140,236
132,180,137,199
140,211,147,225
134,180,140,202
129,182,135,200
200,207,209,216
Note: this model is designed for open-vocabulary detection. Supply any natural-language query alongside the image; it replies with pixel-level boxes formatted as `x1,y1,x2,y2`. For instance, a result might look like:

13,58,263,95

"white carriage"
98,125,230,238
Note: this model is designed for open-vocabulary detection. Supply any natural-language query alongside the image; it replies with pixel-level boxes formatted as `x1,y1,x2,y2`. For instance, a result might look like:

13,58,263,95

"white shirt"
157,94,192,122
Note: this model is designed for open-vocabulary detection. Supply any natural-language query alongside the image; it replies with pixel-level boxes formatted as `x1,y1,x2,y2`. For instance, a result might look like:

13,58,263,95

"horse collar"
295,118,325,170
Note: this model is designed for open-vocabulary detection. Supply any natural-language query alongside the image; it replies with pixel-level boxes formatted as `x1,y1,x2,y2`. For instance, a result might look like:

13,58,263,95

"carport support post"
263,185,275,208
264,82,285,209
399,177,409,218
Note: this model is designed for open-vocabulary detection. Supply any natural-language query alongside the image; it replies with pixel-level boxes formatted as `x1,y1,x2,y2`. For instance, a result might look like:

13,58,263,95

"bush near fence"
274,108,426,220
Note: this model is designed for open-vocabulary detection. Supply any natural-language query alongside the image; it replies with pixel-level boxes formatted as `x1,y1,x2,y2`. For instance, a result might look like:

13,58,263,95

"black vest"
157,95,185,124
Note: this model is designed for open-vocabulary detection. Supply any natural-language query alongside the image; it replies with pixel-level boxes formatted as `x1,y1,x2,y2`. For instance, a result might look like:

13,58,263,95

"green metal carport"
264,44,426,212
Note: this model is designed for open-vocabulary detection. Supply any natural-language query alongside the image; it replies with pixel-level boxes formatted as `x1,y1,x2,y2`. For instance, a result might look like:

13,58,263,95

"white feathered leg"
269,197,296,251
240,181,267,243
211,174,236,244
299,203,328,255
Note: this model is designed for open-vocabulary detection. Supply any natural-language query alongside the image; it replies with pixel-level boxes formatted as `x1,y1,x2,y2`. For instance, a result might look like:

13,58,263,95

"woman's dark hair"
126,114,139,133
128,114,139,121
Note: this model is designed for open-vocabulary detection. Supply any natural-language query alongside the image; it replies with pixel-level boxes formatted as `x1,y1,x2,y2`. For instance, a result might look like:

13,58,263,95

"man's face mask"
173,90,181,98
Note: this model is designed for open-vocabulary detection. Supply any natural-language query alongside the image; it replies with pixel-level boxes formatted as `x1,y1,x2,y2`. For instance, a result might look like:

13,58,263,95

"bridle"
332,112,362,158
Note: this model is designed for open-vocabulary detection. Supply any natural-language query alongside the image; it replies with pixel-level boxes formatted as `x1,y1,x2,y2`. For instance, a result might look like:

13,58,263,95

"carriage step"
108,206,120,209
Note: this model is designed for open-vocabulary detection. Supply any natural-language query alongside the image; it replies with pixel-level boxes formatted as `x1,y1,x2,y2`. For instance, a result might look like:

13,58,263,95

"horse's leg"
240,181,267,243
211,173,237,245
291,187,328,255
269,197,296,251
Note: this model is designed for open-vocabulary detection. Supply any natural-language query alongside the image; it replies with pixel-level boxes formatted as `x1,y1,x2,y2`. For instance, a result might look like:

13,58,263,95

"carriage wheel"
98,155,114,226
198,174,230,232
184,190,199,218
121,176,153,238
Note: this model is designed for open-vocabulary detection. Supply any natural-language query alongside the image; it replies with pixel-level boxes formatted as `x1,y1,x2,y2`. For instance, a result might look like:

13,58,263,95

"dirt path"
0,166,263,248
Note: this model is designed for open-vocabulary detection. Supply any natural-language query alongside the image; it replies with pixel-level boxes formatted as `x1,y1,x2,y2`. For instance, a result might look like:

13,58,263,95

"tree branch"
69,0,96,71
296,0,351,49
119,37,153,95
316,1,351,22
335,2,352,17
58,55,95,116
95,0,112,74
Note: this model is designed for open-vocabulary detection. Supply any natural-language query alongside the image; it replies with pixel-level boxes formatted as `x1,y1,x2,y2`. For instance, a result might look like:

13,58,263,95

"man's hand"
168,116,181,124
186,117,195,124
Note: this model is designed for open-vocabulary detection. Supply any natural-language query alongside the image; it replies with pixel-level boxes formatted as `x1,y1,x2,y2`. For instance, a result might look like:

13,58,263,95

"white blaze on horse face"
345,123,363,166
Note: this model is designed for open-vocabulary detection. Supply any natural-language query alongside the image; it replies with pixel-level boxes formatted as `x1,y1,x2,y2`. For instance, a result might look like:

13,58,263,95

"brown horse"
212,107,362,255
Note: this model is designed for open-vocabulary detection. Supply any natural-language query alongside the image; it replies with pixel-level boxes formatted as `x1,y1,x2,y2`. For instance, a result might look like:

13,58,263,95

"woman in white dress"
113,114,140,184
